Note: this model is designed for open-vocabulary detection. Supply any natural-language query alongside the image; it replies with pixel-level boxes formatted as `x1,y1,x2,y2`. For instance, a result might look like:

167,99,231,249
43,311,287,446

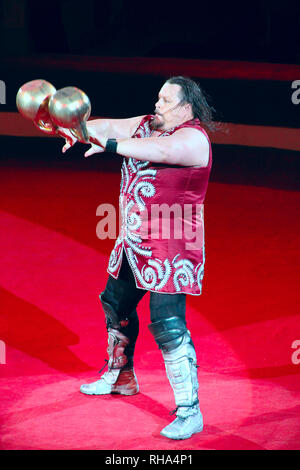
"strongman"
64,76,214,440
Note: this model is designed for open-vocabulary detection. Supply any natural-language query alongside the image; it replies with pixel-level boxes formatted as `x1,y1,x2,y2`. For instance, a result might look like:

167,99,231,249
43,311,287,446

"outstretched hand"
84,135,106,158
57,125,107,157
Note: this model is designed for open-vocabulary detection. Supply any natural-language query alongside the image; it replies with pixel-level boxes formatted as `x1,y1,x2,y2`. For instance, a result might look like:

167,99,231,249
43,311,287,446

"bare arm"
85,127,209,167
61,115,145,153
117,128,209,166
86,115,145,140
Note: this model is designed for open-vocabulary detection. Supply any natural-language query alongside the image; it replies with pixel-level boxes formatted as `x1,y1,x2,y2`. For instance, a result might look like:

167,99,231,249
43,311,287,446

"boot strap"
107,328,130,370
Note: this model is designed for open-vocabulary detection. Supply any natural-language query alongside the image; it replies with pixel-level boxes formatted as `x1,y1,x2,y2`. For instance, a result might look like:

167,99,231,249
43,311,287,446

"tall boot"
80,294,139,396
148,316,203,440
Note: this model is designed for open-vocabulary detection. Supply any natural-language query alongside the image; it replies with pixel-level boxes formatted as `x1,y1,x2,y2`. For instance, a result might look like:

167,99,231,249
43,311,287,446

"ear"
184,102,193,114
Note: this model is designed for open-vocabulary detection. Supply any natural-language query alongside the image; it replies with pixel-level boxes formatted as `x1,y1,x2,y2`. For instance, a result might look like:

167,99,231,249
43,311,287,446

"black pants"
101,253,186,366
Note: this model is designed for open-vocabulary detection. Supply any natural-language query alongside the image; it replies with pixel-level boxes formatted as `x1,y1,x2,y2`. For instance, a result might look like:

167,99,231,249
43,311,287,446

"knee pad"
148,316,187,352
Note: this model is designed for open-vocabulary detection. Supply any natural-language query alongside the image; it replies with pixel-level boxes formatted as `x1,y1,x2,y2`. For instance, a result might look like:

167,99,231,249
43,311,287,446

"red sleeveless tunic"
107,114,212,295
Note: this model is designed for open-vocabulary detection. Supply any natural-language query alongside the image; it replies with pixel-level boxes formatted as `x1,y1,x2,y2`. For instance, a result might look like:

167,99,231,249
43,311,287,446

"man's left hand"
84,133,107,158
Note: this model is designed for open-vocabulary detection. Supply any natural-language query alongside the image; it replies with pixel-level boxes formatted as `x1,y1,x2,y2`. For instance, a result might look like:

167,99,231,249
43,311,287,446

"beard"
152,113,164,129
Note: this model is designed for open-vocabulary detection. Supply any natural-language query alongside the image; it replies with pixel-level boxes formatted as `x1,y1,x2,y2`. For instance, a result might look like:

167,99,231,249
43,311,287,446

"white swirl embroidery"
172,254,195,291
126,248,171,290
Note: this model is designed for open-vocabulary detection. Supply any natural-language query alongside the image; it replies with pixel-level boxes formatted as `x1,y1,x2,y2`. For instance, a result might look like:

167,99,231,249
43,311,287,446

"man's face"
153,83,187,130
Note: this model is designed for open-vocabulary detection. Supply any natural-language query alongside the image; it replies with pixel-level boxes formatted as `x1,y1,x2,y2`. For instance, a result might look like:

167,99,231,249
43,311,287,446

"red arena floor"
0,152,299,450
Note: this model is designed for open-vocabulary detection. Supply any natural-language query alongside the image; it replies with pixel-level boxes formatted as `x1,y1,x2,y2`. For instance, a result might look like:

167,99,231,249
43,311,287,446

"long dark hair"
166,76,218,132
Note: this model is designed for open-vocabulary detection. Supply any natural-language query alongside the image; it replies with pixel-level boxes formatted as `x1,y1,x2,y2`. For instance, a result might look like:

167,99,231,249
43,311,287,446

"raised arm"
85,127,210,168
87,115,145,140
61,115,145,153
115,128,209,167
